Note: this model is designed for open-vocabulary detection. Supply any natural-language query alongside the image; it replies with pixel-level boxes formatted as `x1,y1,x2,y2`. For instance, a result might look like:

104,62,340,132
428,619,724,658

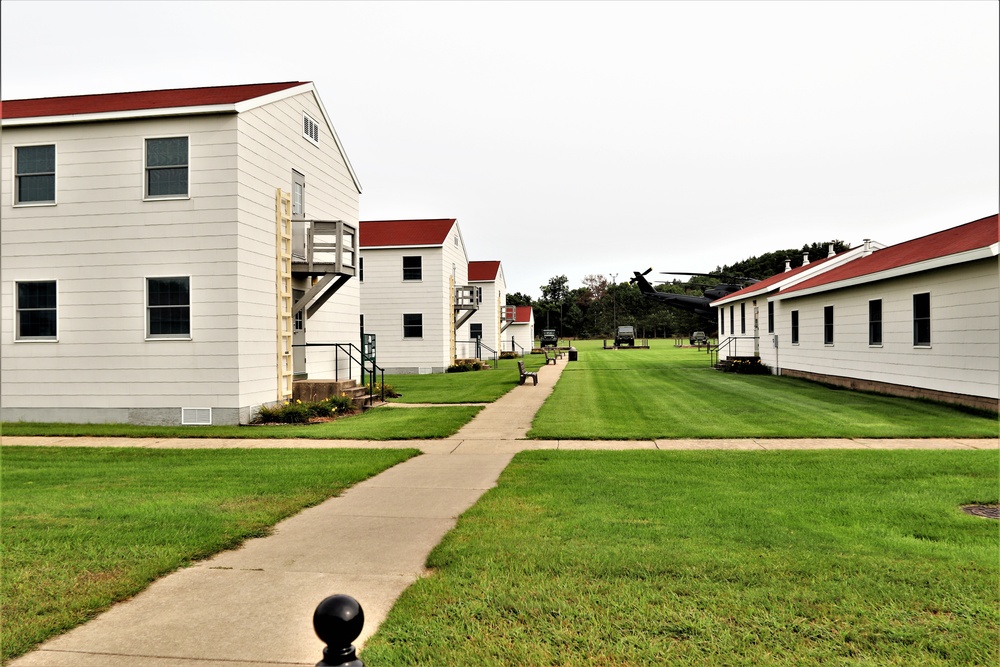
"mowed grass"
529,341,998,438
0,446,417,663
1,406,480,440
361,449,1000,666
387,354,547,403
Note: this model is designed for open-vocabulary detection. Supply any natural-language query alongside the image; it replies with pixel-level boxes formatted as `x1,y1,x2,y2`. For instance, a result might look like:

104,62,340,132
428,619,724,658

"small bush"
500,351,519,359
447,363,473,373
373,381,401,398
253,396,356,424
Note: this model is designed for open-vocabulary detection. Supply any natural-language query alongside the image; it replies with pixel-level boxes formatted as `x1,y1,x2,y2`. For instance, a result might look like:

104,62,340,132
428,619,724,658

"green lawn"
386,354,547,403
529,340,999,439
0,446,418,663
361,449,1000,666
1,406,480,440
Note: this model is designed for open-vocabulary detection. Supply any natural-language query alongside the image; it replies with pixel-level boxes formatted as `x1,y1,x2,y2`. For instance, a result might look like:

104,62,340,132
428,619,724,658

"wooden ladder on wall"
276,190,293,400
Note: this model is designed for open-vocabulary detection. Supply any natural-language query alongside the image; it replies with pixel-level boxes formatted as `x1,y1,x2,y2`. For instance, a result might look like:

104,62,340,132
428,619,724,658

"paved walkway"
5,357,996,666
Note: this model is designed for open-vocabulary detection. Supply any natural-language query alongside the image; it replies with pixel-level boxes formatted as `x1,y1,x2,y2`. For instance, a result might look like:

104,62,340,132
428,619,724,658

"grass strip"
361,449,999,666
1,406,481,440
0,446,418,663
529,341,998,438
387,354,547,404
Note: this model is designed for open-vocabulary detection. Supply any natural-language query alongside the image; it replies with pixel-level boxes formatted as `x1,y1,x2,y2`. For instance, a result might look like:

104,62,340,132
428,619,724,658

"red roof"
469,260,501,281
359,219,457,248
513,306,533,323
1,82,308,119
782,214,998,295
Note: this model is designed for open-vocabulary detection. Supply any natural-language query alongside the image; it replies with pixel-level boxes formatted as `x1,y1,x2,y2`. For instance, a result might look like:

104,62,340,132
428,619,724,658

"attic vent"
303,113,320,144
181,407,212,425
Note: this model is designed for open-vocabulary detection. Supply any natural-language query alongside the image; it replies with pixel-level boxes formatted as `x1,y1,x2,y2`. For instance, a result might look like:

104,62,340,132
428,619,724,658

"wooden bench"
543,349,557,365
518,360,538,385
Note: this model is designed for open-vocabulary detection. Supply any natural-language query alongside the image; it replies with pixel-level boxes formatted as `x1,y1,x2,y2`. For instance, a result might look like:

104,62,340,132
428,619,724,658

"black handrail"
708,337,738,367
457,339,499,369
295,342,386,404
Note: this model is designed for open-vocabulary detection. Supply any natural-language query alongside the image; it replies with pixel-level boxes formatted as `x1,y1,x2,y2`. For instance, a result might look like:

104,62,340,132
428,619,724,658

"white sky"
2,1,997,298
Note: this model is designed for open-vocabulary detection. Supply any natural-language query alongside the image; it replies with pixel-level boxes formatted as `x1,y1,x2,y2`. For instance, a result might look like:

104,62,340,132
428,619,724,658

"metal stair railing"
296,342,386,404
709,337,738,368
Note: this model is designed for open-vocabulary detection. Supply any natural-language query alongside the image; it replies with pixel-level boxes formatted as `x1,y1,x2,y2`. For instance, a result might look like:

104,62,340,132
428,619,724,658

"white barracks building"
2,82,363,425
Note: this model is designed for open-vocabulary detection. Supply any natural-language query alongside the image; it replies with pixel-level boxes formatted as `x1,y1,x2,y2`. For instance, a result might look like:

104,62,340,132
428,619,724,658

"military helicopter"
630,269,760,323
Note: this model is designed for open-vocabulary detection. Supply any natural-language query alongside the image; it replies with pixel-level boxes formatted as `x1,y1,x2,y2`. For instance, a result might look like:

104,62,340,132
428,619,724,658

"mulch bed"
961,504,1000,520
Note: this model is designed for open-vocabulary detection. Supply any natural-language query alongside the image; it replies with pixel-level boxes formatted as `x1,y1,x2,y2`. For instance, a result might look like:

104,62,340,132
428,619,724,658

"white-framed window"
823,305,834,345
403,256,422,281
790,310,799,345
145,137,189,199
292,170,305,220
15,280,57,340
767,301,774,334
403,313,423,338
470,323,483,339
740,303,746,335
147,276,191,338
913,293,931,347
293,289,305,333
14,144,56,205
359,256,364,282
869,299,883,346
303,113,320,144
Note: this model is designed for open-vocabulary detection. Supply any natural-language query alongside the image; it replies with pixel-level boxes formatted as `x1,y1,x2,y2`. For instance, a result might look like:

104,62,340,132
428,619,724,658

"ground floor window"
790,310,799,345
913,293,931,346
470,323,483,339
147,276,190,338
767,301,774,334
869,299,882,346
403,313,423,338
740,303,746,334
823,306,834,345
16,280,57,339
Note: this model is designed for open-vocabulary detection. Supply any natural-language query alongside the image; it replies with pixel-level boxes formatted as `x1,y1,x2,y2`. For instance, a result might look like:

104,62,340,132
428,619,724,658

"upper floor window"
15,145,56,205
913,293,931,346
359,256,364,282
16,280,57,340
303,113,320,144
823,305,834,345
790,310,799,345
145,137,188,198
147,276,190,338
403,256,422,281
869,299,883,346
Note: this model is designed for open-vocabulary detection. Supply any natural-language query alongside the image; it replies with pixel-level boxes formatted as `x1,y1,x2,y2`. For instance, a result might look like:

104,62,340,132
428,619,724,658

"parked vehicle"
690,331,707,345
540,329,558,347
615,325,635,347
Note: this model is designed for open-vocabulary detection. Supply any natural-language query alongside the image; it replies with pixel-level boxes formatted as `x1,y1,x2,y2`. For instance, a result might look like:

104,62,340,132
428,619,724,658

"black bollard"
313,594,365,667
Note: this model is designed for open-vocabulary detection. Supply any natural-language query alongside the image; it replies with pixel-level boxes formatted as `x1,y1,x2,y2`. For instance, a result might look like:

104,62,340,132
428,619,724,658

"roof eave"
1,103,239,126
774,245,998,301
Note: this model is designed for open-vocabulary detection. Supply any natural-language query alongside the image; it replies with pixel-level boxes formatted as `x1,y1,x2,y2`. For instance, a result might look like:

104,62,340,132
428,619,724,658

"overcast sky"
2,1,997,298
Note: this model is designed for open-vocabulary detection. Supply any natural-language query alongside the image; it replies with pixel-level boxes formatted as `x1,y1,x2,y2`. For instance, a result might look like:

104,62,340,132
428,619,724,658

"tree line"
510,240,850,339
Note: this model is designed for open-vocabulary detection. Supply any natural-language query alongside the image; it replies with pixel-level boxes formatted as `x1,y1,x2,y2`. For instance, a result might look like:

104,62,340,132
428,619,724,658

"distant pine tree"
716,240,851,280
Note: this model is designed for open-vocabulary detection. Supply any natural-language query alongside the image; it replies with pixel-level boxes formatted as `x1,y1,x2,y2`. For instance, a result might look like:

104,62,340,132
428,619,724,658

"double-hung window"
145,137,188,198
16,281,57,340
913,293,931,346
147,277,191,338
740,303,746,334
403,313,423,338
767,301,774,334
402,256,422,281
790,310,799,345
292,170,305,219
869,299,883,346
15,145,56,205
823,306,834,345
470,323,483,339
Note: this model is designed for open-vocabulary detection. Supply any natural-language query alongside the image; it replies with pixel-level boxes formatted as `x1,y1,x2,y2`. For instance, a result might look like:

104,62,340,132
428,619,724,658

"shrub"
253,396,356,424
447,363,473,373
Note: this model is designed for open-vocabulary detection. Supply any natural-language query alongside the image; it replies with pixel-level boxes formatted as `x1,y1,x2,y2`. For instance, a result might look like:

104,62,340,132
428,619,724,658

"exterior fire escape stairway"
291,220,358,317
454,284,481,329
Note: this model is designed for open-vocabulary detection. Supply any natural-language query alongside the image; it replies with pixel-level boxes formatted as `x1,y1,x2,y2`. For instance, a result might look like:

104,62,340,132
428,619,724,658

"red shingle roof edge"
359,219,458,248
781,214,998,295
1,82,308,119
469,260,501,281
512,306,533,323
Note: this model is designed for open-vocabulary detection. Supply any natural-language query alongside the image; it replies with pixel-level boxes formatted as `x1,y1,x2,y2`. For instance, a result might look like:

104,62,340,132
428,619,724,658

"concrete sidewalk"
6,354,997,666
7,359,570,667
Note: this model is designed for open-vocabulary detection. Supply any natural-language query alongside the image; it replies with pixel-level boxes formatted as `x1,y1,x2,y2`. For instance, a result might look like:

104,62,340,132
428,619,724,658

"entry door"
293,289,306,376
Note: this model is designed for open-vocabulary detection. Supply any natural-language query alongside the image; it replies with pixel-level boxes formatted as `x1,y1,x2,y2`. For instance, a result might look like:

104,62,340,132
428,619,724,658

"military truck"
540,329,558,347
614,325,635,347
